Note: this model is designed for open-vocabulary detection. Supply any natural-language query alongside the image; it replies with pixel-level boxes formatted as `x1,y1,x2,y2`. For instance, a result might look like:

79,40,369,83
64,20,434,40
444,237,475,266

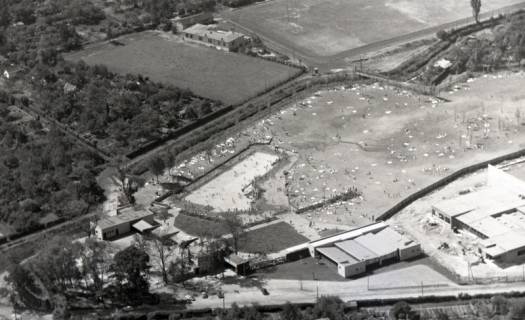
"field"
225,0,524,58
185,151,280,212
173,214,230,237
237,221,309,253
65,31,300,105
171,71,525,231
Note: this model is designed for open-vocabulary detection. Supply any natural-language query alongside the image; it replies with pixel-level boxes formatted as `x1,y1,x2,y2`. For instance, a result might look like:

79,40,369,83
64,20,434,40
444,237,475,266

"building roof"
435,166,525,258
132,220,155,233
285,241,310,254
224,253,249,267
355,227,416,256
97,207,153,230
309,222,387,250
335,240,377,261
184,24,245,43
316,247,359,266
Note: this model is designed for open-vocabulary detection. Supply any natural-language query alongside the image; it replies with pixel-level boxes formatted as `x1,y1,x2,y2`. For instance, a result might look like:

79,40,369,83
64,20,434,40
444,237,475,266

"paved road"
188,276,525,310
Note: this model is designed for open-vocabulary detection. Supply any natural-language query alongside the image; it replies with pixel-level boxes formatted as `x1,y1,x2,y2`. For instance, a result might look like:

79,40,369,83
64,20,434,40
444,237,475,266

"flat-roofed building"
316,247,366,277
95,206,156,240
182,24,249,52
432,165,525,263
300,222,421,278
335,240,379,266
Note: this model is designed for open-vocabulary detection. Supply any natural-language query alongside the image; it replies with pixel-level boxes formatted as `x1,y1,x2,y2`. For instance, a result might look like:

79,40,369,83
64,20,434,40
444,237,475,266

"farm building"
95,206,156,240
182,24,249,52
171,12,214,32
432,165,525,263
286,222,421,278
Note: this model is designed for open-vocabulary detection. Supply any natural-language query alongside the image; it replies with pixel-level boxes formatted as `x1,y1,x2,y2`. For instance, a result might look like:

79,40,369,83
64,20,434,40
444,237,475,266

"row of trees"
423,12,525,85
5,235,157,318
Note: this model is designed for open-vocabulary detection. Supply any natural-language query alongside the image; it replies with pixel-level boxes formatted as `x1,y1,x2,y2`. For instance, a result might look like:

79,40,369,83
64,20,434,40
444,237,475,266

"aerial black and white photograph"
2,0,525,319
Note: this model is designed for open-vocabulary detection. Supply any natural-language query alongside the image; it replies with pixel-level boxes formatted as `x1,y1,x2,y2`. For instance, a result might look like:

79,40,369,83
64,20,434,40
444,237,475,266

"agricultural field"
225,0,524,58
65,31,301,105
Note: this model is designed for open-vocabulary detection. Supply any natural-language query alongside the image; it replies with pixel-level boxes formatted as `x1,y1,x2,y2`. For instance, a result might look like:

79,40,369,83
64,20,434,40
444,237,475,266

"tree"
0,0,10,28
435,310,450,320
111,246,151,299
6,264,47,311
144,234,177,285
471,0,481,23
112,156,145,204
79,238,111,300
509,300,525,320
148,155,165,183
221,212,245,254
491,295,509,315
281,302,302,320
311,296,345,320
29,236,82,293
390,301,419,320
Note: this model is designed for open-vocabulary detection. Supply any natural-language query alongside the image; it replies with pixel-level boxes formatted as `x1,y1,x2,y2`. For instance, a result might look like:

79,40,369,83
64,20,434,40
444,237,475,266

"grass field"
65,31,300,105
174,216,308,253
226,0,524,57
238,221,309,253
174,214,230,237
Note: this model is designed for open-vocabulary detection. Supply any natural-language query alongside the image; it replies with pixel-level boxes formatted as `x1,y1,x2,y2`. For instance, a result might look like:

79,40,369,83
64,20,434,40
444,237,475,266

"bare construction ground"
390,159,525,281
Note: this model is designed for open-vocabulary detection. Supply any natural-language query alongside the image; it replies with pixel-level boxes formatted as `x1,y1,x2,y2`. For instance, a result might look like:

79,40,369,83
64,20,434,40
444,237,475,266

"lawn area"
174,214,230,237
225,0,524,57
174,216,308,254
238,222,309,253
65,31,301,105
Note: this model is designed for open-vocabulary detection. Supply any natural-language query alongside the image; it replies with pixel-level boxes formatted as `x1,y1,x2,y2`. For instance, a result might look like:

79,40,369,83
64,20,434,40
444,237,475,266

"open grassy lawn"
174,214,230,237
238,222,309,253
226,0,524,57
65,31,300,105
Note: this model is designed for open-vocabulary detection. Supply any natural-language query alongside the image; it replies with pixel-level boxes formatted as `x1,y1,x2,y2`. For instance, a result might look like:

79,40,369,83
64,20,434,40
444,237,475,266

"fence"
129,71,362,175
293,188,361,214
356,71,438,96
249,256,286,271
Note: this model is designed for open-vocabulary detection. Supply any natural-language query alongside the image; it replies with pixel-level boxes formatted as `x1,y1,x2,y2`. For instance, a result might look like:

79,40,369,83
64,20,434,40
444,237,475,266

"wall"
399,243,422,261
338,261,366,278
97,223,131,240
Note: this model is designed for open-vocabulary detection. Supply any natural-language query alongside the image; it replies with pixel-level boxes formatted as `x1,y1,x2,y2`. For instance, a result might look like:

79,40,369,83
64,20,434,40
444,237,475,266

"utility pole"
421,281,424,296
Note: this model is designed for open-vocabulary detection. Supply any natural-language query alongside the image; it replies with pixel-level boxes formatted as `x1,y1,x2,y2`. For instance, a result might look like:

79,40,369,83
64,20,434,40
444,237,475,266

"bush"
436,30,449,41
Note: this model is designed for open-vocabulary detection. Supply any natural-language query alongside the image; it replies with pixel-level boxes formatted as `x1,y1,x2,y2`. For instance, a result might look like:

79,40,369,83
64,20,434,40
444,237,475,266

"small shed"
224,253,251,275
